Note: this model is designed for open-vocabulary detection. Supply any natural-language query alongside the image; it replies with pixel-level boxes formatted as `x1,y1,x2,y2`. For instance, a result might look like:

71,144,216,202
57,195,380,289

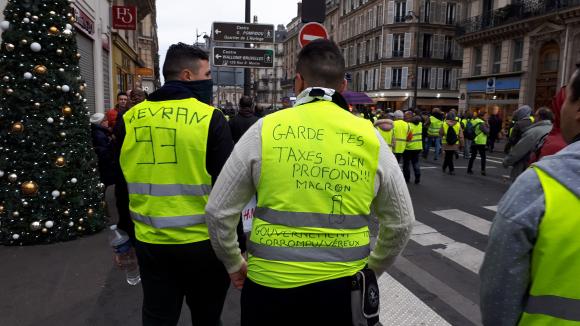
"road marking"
483,206,498,212
432,209,491,235
379,272,451,326
411,221,484,274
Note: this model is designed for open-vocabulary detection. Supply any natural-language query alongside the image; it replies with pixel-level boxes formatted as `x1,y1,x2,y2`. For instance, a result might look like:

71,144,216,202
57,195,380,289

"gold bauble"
87,208,94,216
55,156,66,167
34,65,47,74
11,122,24,133
41,228,48,233
0,205,4,214
5,88,14,95
79,84,85,92
20,39,28,45
69,17,76,23
5,43,15,51
62,105,73,117
21,181,39,196
76,53,81,59
56,49,63,55
49,26,59,35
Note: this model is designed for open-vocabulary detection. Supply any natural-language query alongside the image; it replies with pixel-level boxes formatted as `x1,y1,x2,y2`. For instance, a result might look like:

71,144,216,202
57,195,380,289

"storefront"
465,75,521,127
112,35,139,98
74,5,96,114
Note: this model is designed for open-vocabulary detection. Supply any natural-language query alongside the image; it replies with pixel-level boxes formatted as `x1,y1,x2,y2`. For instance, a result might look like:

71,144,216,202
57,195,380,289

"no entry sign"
298,22,329,48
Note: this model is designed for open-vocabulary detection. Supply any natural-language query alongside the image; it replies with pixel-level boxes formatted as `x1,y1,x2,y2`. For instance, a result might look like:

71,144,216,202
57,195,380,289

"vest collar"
294,87,350,111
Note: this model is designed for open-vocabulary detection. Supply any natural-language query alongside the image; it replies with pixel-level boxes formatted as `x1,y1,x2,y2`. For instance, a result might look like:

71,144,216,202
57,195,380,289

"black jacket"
91,124,115,186
112,81,235,242
229,108,259,144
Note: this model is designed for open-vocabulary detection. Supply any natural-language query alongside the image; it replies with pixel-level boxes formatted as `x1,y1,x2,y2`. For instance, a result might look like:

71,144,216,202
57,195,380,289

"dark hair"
117,92,127,98
239,95,253,109
536,107,554,122
570,63,580,102
296,39,345,90
163,42,209,81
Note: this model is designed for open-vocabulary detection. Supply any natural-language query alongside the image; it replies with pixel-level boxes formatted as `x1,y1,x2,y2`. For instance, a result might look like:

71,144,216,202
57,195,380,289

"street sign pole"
244,0,251,96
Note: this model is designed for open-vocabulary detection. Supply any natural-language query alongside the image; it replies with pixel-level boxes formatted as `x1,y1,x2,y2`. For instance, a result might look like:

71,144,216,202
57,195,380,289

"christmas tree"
0,0,106,245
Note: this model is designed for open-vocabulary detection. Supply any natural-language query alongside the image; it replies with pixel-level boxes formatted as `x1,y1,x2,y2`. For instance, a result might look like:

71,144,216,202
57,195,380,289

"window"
423,34,432,58
492,43,501,74
446,3,457,25
395,1,407,22
442,69,451,89
444,36,453,59
377,5,383,26
364,70,368,90
474,47,482,75
424,0,431,22
392,67,403,88
375,36,380,60
512,39,523,71
421,68,430,88
365,40,370,62
357,43,361,65
393,33,405,57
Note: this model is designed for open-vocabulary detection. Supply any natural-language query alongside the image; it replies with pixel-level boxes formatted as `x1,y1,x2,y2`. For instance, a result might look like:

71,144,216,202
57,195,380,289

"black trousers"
135,239,230,326
241,277,353,326
442,150,456,172
395,152,403,163
468,144,487,172
402,150,421,182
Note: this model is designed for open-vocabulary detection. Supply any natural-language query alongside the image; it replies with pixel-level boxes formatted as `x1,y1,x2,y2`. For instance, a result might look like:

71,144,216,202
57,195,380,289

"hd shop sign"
112,6,137,30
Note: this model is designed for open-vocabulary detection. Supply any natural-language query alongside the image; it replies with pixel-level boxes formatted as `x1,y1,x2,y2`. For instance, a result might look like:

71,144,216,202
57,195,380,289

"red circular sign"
299,22,329,48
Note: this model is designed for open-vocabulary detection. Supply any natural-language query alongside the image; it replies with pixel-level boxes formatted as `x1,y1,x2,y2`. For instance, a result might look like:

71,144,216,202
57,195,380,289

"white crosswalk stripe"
432,209,492,235
484,205,498,212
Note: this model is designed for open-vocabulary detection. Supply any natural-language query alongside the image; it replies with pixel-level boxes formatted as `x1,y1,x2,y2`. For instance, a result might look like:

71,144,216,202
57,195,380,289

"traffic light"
301,0,326,24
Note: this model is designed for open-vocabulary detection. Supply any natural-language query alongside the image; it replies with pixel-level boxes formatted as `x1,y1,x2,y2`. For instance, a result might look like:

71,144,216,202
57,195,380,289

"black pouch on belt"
351,267,381,326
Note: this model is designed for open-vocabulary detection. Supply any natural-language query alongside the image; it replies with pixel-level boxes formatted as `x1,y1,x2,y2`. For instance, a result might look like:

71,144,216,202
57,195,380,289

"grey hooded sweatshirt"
480,140,580,326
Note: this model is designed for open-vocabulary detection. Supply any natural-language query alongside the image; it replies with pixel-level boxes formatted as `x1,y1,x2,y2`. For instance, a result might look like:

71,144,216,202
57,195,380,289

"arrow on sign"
215,54,222,59
215,28,222,35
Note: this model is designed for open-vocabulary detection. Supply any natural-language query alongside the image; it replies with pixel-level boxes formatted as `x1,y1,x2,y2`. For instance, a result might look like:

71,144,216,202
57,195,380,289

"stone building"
457,0,580,123
255,25,287,109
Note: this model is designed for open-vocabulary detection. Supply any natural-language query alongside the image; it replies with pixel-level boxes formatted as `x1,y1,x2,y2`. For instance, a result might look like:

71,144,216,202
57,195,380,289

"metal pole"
244,0,251,95
414,15,420,109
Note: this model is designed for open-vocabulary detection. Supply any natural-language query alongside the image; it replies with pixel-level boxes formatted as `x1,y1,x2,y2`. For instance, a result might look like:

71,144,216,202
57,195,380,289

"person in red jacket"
106,92,129,129
529,86,567,163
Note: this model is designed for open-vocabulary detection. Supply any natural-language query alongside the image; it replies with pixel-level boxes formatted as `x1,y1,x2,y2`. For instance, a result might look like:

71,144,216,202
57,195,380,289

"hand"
229,259,248,290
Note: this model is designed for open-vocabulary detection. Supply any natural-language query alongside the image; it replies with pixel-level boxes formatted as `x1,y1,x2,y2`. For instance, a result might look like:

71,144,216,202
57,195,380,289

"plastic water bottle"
109,225,141,285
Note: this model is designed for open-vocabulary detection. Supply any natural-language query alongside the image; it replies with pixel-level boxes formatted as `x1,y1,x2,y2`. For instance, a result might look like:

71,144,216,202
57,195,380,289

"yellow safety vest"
406,122,423,150
428,116,444,137
472,118,488,145
377,127,393,148
519,167,580,325
251,100,379,288
120,98,214,244
442,122,461,145
392,120,409,154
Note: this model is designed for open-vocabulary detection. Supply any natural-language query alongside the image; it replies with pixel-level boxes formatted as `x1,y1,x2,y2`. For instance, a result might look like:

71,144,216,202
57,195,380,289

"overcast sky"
157,0,299,83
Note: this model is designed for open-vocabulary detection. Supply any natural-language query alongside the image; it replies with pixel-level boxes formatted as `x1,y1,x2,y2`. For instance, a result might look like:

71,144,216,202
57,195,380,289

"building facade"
457,0,580,123
255,25,287,109
338,0,464,111
281,4,303,99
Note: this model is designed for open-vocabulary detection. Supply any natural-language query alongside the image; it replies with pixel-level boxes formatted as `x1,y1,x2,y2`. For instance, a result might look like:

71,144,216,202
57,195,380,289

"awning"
341,91,374,105
417,98,459,106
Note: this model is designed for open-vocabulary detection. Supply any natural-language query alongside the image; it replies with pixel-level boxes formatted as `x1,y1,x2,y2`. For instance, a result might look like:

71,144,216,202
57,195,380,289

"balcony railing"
458,0,580,35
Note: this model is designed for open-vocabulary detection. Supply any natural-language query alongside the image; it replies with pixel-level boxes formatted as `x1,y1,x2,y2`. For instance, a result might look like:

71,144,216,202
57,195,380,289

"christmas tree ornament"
79,84,85,91
5,43,15,51
34,65,47,74
45,221,54,228
30,42,42,52
55,156,66,167
20,39,28,45
41,228,48,233
49,26,59,34
2,76,9,82
61,85,70,92
62,105,72,116
49,11,56,15
87,208,94,216
22,201,29,207
5,88,14,95
71,178,77,183
46,117,54,123
0,21,9,31
0,170,4,177
0,205,4,214
63,29,72,36
51,190,60,198
60,132,66,137
68,222,74,227
32,16,39,21
22,18,30,24
76,53,81,59
23,72,33,79
56,85,61,90
58,68,65,72
63,210,70,216
21,181,39,196
25,12,31,17
77,226,83,232
12,211,20,217
30,221,41,231
79,218,84,224
65,24,72,30
34,102,41,108
8,173,17,182
56,49,63,55
12,234,20,240
11,122,24,133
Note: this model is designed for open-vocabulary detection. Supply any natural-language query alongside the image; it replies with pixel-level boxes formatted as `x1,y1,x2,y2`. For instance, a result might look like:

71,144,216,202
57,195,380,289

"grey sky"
157,0,299,82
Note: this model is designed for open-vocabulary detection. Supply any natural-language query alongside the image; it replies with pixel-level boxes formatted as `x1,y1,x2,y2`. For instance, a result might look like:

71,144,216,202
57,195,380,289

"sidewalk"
0,231,241,326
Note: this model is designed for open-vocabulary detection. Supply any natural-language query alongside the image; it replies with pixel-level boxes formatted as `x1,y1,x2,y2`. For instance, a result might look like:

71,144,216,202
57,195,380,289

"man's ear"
294,73,305,94
338,78,348,93
179,69,192,81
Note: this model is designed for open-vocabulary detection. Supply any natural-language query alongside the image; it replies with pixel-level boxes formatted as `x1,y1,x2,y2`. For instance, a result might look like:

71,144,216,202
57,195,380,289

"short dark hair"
570,63,580,102
536,107,554,122
163,42,209,81
296,39,345,90
117,92,127,98
239,95,253,109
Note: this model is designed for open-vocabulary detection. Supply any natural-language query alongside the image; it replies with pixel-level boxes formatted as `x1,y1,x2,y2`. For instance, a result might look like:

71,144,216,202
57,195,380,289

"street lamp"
405,10,420,109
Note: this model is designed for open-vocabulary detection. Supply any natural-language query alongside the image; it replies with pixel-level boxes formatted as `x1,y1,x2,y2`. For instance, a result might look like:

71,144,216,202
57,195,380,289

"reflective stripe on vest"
518,167,580,325
393,120,409,154
252,100,378,288
442,123,460,145
128,183,212,196
120,98,214,245
255,207,370,229
406,122,423,150
428,116,443,136
249,242,370,262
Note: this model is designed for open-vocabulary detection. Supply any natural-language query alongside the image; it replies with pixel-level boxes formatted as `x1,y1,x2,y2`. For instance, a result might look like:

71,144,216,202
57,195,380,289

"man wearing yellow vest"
374,118,395,148
206,40,414,326
480,64,580,326
392,110,411,163
467,111,490,175
423,108,444,160
403,110,423,184
118,43,234,325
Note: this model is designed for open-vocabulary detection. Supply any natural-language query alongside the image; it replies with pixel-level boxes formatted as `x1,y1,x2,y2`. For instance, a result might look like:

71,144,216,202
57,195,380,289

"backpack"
464,120,478,141
446,124,459,145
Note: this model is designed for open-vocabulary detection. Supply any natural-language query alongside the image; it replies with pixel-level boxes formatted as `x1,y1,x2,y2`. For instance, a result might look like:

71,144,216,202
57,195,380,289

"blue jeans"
463,139,472,158
423,136,441,159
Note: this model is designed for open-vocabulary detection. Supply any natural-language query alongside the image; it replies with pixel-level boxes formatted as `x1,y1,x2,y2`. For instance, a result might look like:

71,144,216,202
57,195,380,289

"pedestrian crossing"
378,204,499,326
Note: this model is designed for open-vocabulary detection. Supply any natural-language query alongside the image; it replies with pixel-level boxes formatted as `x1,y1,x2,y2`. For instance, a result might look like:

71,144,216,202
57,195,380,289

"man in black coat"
229,96,259,144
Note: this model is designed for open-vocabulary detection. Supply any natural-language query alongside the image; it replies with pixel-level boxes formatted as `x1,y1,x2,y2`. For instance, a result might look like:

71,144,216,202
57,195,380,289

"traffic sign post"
212,22,275,44
213,47,274,68
298,22,329,48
